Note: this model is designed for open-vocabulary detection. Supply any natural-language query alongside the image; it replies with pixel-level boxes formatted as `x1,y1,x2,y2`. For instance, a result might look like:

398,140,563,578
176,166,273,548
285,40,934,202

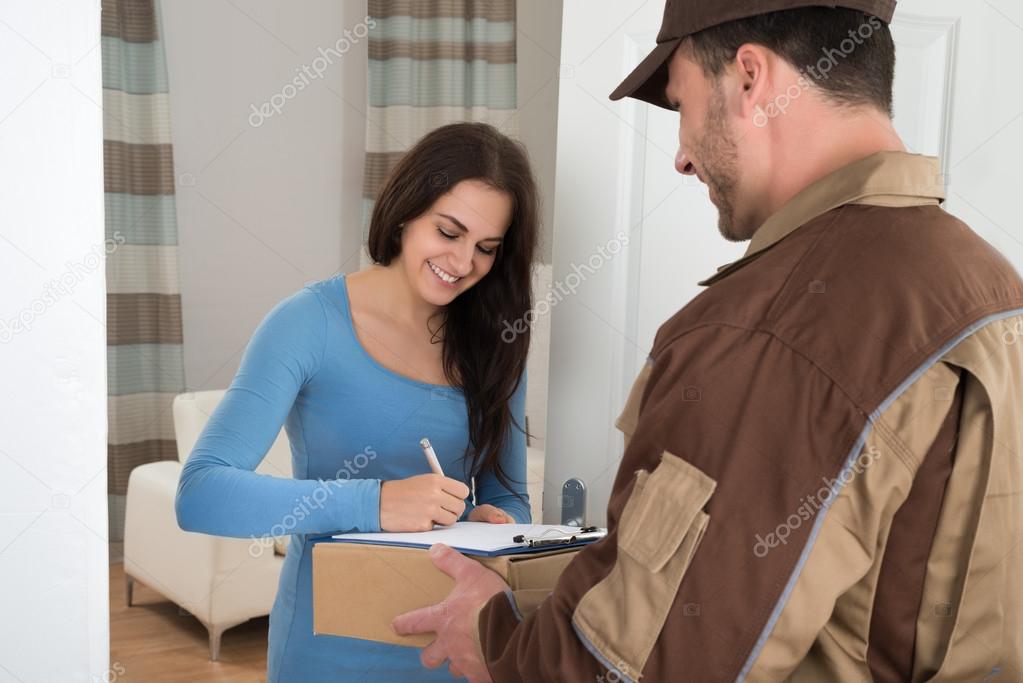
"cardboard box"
312,541,579,647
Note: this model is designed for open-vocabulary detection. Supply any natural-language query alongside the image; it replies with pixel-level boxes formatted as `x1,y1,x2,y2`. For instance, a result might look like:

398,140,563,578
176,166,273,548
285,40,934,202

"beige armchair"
123,390,292,660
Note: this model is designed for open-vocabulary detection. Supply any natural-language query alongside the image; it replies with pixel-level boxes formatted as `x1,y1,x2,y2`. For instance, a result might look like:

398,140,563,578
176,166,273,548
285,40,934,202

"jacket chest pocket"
572,450,717,682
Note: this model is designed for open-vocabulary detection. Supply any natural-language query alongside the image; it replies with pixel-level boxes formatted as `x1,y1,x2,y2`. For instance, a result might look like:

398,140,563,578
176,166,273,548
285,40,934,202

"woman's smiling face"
397,179,513,306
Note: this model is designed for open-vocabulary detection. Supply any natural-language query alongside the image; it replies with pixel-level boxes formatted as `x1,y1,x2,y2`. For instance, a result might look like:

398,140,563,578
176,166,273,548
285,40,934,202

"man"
393,1,1023,680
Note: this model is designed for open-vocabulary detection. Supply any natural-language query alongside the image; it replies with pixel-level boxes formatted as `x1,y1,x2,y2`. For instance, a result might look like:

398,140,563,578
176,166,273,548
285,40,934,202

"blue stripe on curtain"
107,344,187,396
368,60,517,108
105,193,179,245
101,35,169,94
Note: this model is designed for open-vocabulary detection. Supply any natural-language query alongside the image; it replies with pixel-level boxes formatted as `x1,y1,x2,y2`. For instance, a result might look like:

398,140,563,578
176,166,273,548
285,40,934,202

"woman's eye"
437,227,495,255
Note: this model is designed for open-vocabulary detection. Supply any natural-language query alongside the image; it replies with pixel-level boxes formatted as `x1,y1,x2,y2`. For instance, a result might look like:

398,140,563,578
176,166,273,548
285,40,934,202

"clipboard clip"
512,526,607,548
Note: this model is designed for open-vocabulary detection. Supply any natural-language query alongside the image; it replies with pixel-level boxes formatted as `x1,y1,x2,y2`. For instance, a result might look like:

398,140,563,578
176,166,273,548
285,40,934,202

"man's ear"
733,43,772,120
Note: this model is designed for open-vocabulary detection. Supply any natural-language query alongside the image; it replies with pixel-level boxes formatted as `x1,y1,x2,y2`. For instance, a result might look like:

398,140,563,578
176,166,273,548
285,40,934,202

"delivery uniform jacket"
475,151,1023,682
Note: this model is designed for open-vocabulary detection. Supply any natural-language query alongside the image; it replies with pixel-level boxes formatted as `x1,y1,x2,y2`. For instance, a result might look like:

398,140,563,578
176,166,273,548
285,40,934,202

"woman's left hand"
467,504,514,524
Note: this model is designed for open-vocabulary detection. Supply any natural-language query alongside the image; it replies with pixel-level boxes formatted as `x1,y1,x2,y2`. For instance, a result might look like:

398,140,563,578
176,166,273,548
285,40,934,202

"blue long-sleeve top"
175,273,530,682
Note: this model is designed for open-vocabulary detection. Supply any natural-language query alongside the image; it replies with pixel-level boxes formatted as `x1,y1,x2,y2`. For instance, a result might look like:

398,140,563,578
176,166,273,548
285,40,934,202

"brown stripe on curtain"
104,140,176,195
368,40,517,63
363,151,408,200
101,0,159,42
107,293,184,345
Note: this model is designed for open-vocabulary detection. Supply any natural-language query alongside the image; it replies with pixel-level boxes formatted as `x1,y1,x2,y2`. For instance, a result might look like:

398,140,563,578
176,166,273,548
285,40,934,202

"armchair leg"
208,624,224,661
203,619,246,661
125,574,135,607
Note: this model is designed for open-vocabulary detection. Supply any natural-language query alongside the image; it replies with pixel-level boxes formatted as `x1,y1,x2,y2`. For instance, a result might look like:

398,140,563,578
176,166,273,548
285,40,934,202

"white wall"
0,2,110,681
161,0,369,391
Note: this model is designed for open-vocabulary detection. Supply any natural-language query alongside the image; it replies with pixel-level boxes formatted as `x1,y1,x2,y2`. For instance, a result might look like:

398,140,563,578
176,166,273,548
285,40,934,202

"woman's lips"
427,260,461,288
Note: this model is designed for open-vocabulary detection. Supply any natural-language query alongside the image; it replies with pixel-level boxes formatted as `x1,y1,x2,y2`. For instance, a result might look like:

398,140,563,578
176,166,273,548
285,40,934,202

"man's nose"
675,148,697,176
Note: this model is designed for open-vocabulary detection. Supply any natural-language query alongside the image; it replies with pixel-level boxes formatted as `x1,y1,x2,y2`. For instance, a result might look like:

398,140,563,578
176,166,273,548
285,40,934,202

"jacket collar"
699,151,946,286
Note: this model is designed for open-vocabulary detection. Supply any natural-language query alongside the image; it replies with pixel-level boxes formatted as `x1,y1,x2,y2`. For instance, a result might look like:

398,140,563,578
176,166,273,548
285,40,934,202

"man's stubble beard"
697,87,746,242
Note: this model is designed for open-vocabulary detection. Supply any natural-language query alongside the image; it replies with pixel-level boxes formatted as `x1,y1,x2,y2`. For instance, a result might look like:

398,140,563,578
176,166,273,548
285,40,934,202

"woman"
175,122,539,681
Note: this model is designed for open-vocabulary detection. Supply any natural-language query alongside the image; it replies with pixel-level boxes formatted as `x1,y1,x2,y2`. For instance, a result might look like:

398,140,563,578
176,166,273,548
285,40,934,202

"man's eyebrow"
437,213,503,242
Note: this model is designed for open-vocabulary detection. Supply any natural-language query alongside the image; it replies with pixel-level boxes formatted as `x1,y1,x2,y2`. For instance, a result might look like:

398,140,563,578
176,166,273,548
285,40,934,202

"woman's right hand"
379,474,470,532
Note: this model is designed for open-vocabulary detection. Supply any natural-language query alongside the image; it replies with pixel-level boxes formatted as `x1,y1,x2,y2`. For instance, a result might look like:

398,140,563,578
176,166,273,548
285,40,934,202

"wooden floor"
110,561,269,682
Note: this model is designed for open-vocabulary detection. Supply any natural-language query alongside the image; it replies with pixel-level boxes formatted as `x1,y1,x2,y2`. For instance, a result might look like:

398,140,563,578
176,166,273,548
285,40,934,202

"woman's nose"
449,245,474,277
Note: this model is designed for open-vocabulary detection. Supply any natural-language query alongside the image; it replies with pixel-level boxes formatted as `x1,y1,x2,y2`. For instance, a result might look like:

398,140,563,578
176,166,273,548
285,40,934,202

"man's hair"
682,7,895,116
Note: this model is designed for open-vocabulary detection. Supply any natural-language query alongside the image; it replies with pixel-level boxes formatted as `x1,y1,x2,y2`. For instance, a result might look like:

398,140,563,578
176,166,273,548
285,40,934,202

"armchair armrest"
124,460,283,626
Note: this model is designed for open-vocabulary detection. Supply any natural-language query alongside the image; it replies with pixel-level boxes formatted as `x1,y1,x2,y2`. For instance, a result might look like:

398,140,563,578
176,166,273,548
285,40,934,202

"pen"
419,437,445,476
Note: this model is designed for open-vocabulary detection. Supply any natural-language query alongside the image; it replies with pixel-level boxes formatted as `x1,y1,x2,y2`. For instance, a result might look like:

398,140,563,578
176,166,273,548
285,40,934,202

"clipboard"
328,522,608,557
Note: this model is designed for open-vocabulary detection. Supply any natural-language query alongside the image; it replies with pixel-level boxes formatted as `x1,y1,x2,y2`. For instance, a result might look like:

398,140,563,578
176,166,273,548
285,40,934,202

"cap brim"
609,37,683,110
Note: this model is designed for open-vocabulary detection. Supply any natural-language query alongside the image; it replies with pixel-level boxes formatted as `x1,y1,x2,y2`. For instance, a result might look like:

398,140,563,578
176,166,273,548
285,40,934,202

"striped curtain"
102,0,185,541
362,0,518,242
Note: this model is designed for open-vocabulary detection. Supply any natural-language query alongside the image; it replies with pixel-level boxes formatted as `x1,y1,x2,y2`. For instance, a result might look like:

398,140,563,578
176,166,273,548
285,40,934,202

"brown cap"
609,0,897,110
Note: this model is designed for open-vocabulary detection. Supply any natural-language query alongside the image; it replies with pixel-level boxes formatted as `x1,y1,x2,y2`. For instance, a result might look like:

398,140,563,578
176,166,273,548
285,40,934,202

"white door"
544,0,1023,525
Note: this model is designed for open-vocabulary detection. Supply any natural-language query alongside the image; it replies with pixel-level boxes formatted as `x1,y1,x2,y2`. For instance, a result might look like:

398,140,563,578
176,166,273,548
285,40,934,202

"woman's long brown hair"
367,122,539,499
